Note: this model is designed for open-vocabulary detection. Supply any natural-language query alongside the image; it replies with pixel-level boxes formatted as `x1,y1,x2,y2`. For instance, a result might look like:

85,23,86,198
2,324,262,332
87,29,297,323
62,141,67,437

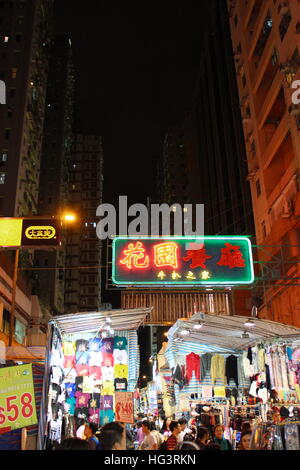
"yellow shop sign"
25,226,56,240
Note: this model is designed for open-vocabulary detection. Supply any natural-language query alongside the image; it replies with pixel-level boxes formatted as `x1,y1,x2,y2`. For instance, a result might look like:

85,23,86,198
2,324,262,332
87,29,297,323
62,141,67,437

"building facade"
227,0,300,326
0,0,53,217
64,134,104,313
0,0,53,346
34,34,74,315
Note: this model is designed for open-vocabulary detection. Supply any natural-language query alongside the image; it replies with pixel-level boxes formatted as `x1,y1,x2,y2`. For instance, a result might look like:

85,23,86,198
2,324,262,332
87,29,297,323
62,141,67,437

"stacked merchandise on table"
251,422,300,450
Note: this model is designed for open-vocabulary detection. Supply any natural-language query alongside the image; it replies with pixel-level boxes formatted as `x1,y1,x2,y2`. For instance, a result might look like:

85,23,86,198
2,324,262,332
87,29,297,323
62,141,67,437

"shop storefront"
158,313,300,450
37,308,151,449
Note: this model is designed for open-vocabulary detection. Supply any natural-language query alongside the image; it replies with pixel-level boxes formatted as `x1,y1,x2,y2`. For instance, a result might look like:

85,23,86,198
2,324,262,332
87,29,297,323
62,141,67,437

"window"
0,173,5,183
5,128,10,139
16,34,21,42
256,179,261,197
242,73,247,87
10,88,15,98
11,68,17,79
4,36,8,43
1,152,7,162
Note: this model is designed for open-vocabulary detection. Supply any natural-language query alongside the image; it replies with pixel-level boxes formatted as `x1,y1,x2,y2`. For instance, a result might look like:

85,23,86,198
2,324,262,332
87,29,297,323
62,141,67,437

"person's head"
213,424,224,440
239,432,252,451
149,421,156,432
177,441,200,450
197,426,209,444
241,422,252,433
136,420,143,428
178,418,187,432
142,420,151,435
84,422,98,439
169,421,181,436
162,417,171,430
137,413,144,420
56,438,92,450
98,422,124,450
203,443,221,451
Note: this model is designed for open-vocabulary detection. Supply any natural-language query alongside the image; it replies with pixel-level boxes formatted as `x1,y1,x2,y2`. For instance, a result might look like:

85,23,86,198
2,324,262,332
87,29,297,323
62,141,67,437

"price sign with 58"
0,393,34,425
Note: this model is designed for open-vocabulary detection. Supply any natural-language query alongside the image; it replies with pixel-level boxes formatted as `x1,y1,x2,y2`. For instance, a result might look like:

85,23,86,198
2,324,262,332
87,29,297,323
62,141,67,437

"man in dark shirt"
166,421,181,450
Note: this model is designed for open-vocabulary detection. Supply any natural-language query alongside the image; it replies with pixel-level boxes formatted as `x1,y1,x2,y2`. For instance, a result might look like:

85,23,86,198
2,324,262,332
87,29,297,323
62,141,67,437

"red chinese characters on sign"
119,242,149,269
217,243,245,268
153,242,178,269
182,248,212,269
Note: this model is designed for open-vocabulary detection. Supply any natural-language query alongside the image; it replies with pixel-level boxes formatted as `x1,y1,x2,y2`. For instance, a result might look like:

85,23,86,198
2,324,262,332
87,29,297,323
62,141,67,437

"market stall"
161,313,300,449
37,307,151,450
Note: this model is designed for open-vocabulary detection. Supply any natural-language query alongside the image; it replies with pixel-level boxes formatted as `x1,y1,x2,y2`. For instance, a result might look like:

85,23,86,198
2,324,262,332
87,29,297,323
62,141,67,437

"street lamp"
62,213,76,223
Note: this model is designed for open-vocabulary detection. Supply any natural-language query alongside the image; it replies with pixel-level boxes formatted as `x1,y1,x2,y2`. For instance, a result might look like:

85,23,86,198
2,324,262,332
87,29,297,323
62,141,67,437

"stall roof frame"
167,313,300,351
49,307,152,334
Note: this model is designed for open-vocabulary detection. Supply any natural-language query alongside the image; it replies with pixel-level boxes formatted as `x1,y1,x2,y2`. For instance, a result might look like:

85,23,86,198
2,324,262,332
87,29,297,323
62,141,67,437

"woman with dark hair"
212,425,233,450
56,438,92,450
160,417,172,438
238,431,252,451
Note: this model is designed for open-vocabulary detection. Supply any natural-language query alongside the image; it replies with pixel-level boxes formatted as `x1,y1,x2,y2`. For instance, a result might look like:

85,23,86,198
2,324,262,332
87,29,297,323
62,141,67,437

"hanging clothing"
186,352,201,382
210,354,225,385
257,347,265,372
225,355,239,387
242,350,251,378
200,353,212,380
247,347,252,364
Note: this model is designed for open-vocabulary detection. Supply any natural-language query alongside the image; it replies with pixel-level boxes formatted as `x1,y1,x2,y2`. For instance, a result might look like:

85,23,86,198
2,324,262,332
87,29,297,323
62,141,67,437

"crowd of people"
55,414,253,451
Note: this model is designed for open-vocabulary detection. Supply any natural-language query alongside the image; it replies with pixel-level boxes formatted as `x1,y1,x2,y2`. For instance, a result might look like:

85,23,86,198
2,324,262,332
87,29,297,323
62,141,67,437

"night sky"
54,2,217,376
55,2,212,206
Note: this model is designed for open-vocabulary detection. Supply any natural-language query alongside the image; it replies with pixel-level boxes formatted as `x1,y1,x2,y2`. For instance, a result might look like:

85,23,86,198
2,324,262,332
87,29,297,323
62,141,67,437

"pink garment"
292,348,300,363
186,352,201,382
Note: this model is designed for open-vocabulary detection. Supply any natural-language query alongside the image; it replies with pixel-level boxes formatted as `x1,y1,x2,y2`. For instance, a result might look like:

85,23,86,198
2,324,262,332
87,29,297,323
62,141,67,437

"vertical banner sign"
0,364,37,433
115,392,134,424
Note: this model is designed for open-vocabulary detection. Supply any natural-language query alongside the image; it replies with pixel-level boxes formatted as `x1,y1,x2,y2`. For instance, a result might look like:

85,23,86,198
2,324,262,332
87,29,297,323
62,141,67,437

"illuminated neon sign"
112,236,254,286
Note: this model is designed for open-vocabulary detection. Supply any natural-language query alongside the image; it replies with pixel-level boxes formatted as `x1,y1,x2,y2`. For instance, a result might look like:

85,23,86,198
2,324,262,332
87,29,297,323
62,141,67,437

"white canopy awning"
168,313,300,351
50,307,152,334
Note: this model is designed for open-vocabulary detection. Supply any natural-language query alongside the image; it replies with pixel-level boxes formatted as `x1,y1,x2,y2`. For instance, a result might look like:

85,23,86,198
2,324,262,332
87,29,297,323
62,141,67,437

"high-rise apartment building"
0,0,53,216
228,0,300,325
34,34,74,315
0,0,54,346
64,134,104,313
158,0,254,238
